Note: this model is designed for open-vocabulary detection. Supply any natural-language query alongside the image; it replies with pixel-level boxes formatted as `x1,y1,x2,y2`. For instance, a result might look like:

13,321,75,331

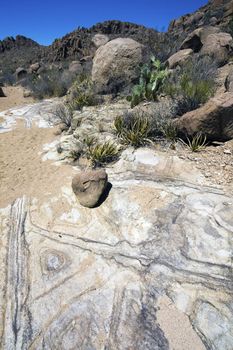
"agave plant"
180,133,207,152
87,141,120,167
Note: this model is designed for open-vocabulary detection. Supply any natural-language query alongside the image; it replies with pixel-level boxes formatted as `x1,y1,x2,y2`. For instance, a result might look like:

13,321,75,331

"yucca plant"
87,141,120,167
161,121,177,142
180,133,207,152
113,116,125,137
121,116,151,147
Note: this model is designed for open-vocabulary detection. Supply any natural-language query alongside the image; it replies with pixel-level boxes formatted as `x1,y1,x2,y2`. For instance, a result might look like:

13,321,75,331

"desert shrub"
86,141,120,167
52,103,73,129
128,57,169,108
68,75,99,110
180,133,207,152
160,121,177,142
164,55,216,115
22,68,75,99
226,17,233,37
114,112,152,147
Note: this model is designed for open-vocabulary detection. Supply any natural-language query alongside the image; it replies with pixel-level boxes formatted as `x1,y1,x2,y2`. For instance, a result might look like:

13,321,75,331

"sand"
0,86,34,112
0,122,74,208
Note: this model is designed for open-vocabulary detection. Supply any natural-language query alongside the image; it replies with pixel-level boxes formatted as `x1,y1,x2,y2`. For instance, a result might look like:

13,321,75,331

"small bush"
22,68,75,100
52,104,73,129
180,133,207,152
128,57,169,108
164,55,216,115
114,112,152,147
68,75,98,111
87,141,120,167
161,121,177,142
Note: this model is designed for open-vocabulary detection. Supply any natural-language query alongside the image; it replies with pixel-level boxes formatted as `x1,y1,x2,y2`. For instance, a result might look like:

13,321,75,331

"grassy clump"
86,140,120,167
164,55,216,115
114,113,152,147
128,57,169,108
68,75,98,111
52,103,74,129
180,133,207,152
21,68,75,99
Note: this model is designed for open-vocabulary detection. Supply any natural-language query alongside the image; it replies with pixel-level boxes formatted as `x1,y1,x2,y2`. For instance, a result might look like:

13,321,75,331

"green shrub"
160,121,177,142
164,55,216,115
128,57,169,108
22,68,75,100
87,141,120,167
68,75,98,111
114,113,152,147
180,133,207,152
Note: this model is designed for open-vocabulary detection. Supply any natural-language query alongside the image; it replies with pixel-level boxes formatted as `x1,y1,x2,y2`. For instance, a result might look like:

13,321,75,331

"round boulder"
72,169,108,208
92,38,149,94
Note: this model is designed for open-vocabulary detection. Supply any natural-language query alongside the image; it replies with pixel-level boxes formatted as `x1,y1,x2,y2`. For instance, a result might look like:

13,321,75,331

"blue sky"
1,0,208,45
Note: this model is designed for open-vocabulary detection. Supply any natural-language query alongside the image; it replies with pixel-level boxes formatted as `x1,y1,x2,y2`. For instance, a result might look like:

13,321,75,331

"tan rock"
174,92,233,141
72,169,108,208
167,49,193,69
92,34,109,48
92,38,149,93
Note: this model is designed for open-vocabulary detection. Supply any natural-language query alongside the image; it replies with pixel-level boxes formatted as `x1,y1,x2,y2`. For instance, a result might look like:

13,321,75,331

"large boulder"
180,26,220,52
174,92,233,141
180,26,233,65
92,34,109,48
72,169,108,208
92,38,149,94
167,49,193,69
201,32,233,65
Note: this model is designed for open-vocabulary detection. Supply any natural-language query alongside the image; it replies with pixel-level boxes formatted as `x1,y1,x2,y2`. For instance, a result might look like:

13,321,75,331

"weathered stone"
72,169,108,207
91,33,109,48
174,92,233,140
180,26,220,52
29,62,40,73
201,32,233,65
92,38,149,93
167,49,193,69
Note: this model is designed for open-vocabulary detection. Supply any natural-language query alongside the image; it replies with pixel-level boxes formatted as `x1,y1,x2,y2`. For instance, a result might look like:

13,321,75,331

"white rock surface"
0,102,233,349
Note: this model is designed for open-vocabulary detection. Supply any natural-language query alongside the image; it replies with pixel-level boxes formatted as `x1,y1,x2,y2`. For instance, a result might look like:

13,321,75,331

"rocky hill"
0,0,233,77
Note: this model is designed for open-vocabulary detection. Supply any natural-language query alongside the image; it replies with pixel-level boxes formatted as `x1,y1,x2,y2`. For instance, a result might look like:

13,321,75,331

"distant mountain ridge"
0,0,232,73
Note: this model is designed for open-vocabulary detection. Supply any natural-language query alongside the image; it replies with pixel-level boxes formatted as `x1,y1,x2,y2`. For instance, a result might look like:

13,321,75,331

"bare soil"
0,86,34,112
0,123,74,208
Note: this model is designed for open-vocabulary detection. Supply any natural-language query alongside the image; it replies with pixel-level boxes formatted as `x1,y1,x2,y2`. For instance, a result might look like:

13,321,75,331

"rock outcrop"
174,92,233,140
92,38,149,93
